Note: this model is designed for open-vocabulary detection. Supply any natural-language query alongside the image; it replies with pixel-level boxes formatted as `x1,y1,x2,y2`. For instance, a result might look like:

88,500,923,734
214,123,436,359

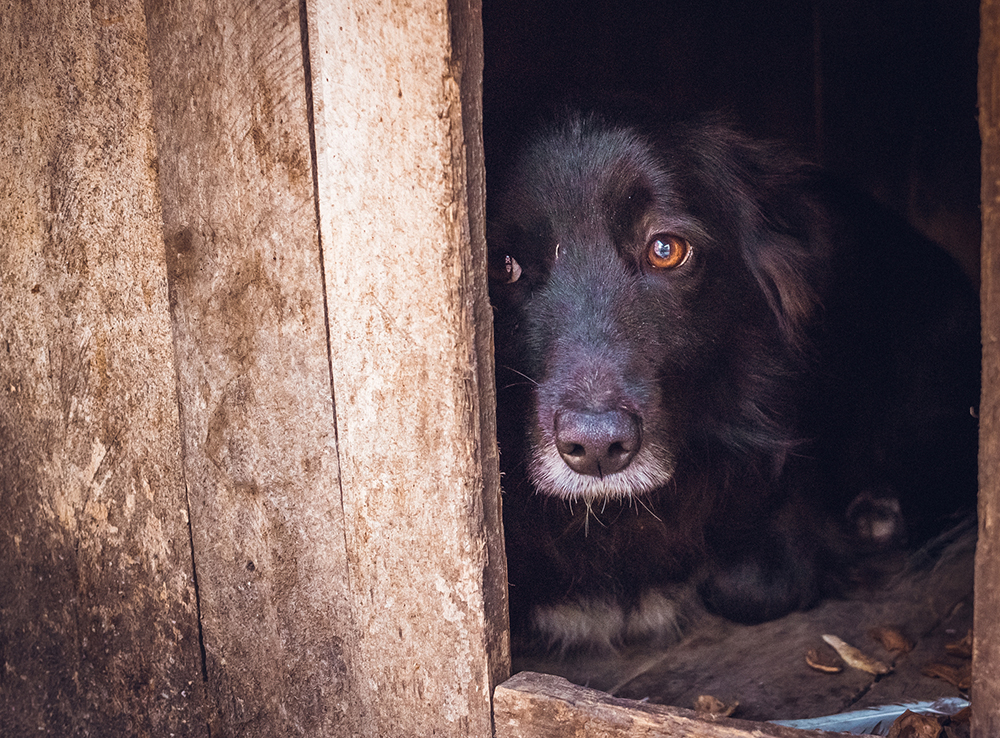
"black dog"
488,114,979,652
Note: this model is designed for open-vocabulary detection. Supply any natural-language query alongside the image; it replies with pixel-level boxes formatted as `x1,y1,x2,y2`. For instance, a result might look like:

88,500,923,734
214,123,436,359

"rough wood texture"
494,672,835,738
975,1,1000,735
448,0,511,700
144,1,358,734
0,1,205,734
307,0,508,735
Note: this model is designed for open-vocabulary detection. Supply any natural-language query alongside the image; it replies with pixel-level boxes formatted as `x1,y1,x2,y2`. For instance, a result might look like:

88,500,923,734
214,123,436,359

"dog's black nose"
554,409,641,477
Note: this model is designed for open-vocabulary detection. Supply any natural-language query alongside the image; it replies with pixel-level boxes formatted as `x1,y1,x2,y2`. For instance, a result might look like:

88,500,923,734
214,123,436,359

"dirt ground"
514,520,975,726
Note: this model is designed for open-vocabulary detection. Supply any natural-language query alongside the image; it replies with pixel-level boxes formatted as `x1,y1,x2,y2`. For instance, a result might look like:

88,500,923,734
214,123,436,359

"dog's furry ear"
712,129,829,347
673,121,829,346
744,227,825,346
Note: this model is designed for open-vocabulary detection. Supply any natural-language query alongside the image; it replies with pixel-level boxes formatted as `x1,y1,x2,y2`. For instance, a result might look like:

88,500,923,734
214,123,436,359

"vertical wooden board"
0,1,206,735
307,0,506,736
143,1,357,735
976,0,1000,734
448,0,511,697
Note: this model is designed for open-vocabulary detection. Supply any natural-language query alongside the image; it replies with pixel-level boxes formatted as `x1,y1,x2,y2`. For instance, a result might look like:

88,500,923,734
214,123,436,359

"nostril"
554,409,642,477
607,441,631,462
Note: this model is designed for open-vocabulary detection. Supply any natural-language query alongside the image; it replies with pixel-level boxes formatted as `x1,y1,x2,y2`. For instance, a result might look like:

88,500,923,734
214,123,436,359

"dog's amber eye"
502,254,522,283
646,234,691,270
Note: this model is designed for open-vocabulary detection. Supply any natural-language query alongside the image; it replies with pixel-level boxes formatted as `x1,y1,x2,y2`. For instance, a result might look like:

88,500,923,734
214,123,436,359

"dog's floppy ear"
672,121,829,347
744,226,825,346
713,129,829,347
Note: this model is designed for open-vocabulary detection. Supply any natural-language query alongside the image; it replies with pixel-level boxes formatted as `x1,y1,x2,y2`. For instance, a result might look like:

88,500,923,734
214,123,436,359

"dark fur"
489,114,979,652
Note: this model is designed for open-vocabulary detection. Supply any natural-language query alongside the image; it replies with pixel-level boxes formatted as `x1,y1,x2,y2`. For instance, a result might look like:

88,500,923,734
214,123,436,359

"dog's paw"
699,535,818,624
845,490,907,550
530,586,694,653
530,598,625,653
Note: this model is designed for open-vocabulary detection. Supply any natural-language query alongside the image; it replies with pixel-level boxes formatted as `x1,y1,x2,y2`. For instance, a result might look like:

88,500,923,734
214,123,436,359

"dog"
488,113,980,652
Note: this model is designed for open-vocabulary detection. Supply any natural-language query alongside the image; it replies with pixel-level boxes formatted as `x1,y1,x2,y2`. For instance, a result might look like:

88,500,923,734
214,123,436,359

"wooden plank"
0,1,206,734
975,0,1000,735
306,0,507,735
448,0,512,700
143,1,359,735
494,672,837,738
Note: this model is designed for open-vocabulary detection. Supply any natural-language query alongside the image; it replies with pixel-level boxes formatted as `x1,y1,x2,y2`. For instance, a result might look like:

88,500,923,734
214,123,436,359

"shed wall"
0,1,503,736
974,0,1000,734
307,0,507,734
143,0,358,734
0,2,205,734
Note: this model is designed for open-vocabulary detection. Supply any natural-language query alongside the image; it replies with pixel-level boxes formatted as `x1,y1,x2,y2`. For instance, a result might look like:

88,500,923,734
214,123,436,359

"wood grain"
975,1,1000,735
495,672,838,738
307,0,507,735
0,1,204,734
144,0,358,734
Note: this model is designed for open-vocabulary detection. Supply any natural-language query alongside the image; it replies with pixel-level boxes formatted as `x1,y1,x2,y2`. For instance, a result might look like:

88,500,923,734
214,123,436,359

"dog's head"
489,115,830,502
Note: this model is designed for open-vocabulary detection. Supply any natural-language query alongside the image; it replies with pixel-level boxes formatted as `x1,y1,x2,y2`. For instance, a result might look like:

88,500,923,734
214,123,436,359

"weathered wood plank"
0,1,205,734
448,0,512,701
494,672,837,738
306,0,507,735
143,1,358,734
975,1,1000,735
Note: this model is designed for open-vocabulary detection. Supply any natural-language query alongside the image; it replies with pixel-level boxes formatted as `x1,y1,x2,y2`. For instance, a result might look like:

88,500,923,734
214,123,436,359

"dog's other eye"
501,254,522,283
646,234,691,270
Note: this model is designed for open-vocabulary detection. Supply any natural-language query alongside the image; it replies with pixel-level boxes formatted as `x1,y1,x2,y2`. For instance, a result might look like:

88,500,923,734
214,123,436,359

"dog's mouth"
529,434,676,501
527,381,677,499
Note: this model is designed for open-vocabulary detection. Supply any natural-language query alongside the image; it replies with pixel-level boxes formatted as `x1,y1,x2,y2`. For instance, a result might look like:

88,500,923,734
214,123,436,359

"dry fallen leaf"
870,626,915,654
945,629,973,659
921,661,972,691
822,634,892,675
805,645,844,673
950,705,971,724
887,709,942,738
693,694,738,717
